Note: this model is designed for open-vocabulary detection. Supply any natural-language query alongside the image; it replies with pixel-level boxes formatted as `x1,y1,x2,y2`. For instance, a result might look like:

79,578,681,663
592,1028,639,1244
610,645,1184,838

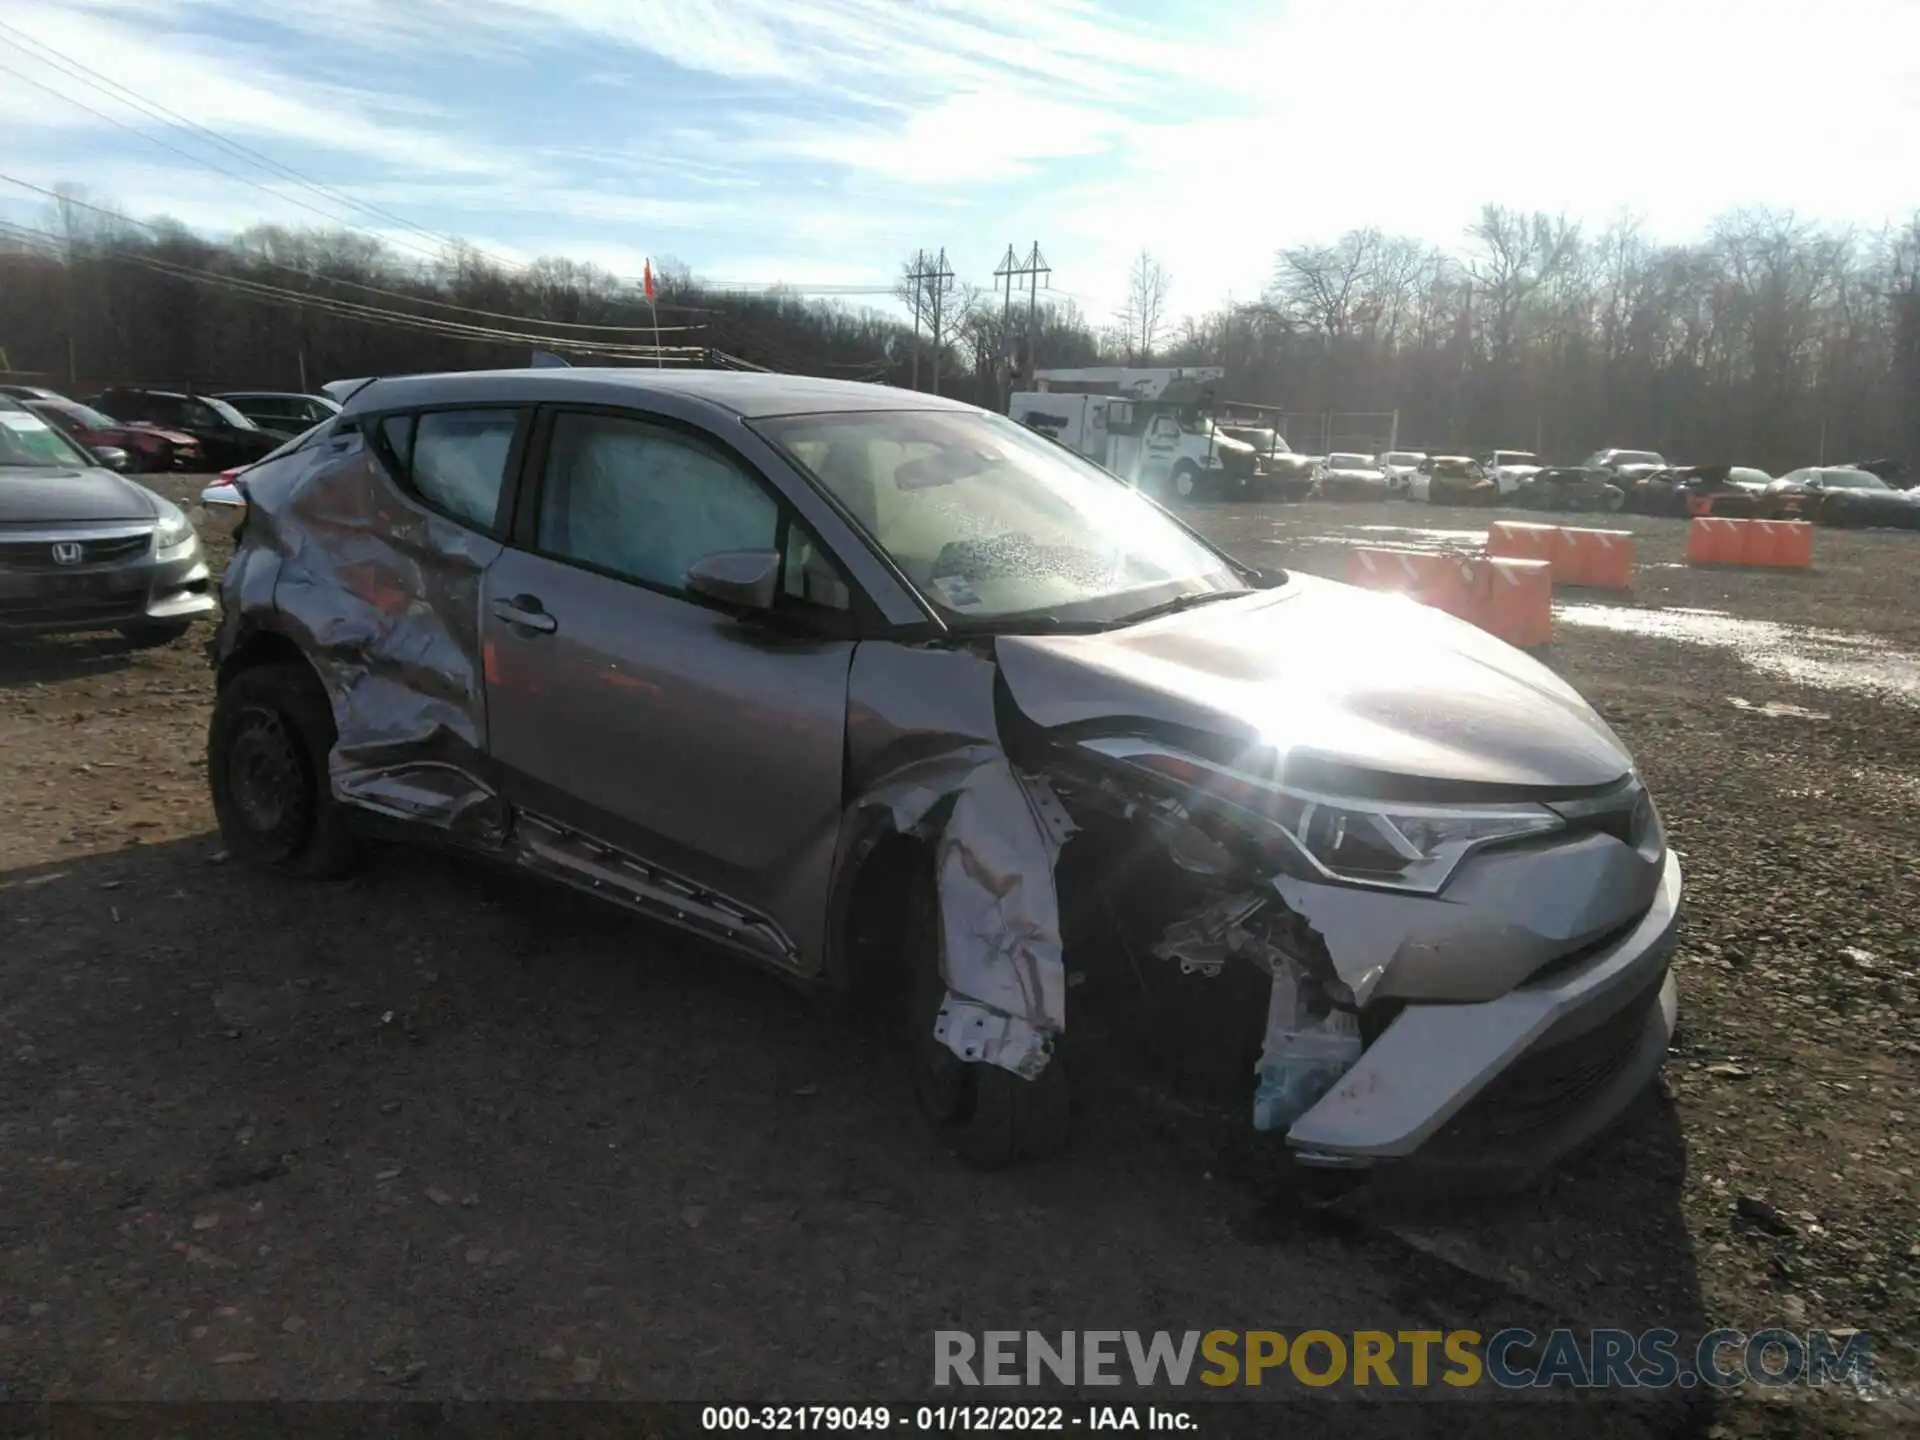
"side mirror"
686,549,781,612
196,480,247,537
95,446,130,472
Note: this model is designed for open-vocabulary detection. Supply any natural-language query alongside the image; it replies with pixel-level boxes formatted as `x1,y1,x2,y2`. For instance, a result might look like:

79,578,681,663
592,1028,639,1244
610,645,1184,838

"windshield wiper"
1119,588,1257,625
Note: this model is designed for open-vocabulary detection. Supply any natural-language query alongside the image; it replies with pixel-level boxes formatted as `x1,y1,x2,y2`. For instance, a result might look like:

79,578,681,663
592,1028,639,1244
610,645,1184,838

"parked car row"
0,383,340,471
0,393,217,643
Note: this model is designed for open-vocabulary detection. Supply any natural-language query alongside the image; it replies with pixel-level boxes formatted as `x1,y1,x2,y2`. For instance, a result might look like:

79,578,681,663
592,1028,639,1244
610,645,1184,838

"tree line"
1,190,1914,471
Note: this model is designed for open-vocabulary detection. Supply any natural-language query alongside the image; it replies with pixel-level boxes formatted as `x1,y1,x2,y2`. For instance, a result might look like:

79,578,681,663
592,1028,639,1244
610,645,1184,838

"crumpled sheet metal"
850,749,1068,1080
244,435,503,829
1270,873,1405,1007
844,643,1069,1080
931,757,1069,1078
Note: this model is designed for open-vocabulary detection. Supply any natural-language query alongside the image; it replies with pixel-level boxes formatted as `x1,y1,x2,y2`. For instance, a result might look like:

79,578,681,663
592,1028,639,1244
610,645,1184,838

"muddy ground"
0,486,1915,1436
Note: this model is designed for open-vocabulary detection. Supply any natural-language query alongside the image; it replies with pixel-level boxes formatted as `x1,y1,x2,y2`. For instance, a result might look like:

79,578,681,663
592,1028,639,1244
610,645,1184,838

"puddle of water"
1307,525,1490,549
1557,604,1920,704
1725,696,1830,720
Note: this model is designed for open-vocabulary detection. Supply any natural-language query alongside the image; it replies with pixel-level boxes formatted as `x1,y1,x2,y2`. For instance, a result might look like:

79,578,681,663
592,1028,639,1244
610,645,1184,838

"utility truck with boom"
1007,366,1266,501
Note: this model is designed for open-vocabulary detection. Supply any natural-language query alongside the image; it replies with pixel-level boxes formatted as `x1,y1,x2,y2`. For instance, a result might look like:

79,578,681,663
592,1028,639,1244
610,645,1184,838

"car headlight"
1084,738,1565,894
155,504,197,552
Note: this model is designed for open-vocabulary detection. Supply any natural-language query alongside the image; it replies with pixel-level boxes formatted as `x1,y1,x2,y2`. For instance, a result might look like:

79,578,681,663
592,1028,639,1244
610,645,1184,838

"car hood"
1323,467,1386,480
0,465,163,522
123,424,199,446
994,576,1633,791
1494,463,1544,477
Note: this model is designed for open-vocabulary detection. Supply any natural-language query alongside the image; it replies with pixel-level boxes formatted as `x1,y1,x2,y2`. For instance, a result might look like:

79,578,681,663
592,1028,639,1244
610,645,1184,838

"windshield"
1327,453,1376,470
1381,452,1424,466
202,395,258,429
1613,451,1664,467
1219,426,1284,452
32,399,118,429
755,409,1247,626
1820,469,1888,490
0,402,100,467
1492,452,1539,466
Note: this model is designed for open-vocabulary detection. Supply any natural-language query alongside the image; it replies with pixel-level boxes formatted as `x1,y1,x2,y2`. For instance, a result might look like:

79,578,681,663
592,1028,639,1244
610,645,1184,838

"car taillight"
218,468,240,482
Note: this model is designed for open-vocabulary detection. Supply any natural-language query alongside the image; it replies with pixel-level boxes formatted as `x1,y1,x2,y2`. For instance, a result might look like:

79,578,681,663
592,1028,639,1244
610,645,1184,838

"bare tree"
5,177,1917,476
1116,249,1172,360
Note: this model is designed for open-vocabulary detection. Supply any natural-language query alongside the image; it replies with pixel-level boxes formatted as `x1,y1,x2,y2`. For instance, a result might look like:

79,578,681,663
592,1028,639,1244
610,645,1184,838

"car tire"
119,620,194,649
208,661,360,879
903,867,1070,1169
1170,462,1206,502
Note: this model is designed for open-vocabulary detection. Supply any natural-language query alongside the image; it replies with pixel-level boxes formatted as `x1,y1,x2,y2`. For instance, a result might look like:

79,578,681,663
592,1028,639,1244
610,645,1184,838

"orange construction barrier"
1481,557,1554,648
1554,527,1635,590
1486,521,1561,569
1346,548,1482,621
1745,519,1813,569
1685,516,1743,565
1687,516,1814,568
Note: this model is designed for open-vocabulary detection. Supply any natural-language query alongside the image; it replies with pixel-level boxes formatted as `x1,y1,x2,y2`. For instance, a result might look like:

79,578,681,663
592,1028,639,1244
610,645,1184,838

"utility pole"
990,242,1052,397
904,247,953,395
993,242,1050,406
905,249,926,390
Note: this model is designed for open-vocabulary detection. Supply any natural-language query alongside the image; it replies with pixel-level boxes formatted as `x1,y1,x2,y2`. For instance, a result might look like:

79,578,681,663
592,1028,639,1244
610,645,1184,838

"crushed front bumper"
1286,848,1682,1170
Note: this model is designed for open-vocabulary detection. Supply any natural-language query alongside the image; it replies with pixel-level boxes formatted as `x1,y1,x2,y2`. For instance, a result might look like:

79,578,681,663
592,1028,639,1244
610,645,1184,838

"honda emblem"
50,541,84,566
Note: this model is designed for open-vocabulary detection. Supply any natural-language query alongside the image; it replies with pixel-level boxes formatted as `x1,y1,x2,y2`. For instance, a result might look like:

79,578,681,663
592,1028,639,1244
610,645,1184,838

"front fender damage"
841,642,1389,1118
842,643,1071,1080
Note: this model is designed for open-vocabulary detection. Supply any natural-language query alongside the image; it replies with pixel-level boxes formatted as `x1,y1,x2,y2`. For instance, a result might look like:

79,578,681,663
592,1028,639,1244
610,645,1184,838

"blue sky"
4,0,1919,324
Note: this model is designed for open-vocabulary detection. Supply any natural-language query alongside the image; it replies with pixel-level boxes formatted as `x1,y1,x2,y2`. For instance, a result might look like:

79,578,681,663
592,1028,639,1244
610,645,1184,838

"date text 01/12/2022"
700,1406,1197,1432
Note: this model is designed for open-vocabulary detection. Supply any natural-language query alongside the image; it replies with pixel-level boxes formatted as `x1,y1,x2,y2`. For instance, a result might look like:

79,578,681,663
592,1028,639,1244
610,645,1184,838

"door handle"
491,595,557,634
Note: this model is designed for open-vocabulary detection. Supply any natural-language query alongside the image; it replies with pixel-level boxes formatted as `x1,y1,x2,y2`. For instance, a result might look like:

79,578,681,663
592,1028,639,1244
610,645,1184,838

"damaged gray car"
206,369,1682,1176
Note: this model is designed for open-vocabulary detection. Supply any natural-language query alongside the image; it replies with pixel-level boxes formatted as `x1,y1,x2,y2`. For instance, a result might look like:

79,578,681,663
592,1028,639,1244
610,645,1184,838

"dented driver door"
480,408,856,971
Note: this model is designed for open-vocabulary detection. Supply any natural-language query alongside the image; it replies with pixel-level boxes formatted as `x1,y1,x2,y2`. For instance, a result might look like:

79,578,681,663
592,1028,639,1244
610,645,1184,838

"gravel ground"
0,483,1914,1435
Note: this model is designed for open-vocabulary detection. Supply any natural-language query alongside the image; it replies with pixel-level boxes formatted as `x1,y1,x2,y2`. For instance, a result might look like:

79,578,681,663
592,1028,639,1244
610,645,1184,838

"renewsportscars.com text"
933,1328,1873,1390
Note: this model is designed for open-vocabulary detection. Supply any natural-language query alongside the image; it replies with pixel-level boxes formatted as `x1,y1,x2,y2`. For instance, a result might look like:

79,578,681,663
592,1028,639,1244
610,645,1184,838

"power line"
0,219,703,358
0,54,451,269
0,17,526,274
0,173,714,334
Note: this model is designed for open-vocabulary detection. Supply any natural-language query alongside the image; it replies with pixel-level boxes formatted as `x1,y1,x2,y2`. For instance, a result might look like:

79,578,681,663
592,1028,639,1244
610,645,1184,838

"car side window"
380,415,415,473
536,411,778,597
184,400,223,429
409,410,519,530
781,523,852,612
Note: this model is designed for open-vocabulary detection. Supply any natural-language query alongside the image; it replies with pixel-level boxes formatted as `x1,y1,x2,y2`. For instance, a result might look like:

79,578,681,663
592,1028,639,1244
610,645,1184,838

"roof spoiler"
530,350,571,369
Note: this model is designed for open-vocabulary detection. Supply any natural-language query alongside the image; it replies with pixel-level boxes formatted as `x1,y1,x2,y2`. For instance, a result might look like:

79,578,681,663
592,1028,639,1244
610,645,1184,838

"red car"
22,396,202,472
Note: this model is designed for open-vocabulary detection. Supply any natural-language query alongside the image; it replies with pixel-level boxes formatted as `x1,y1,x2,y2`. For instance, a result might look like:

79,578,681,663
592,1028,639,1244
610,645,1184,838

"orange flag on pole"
643,259,656,301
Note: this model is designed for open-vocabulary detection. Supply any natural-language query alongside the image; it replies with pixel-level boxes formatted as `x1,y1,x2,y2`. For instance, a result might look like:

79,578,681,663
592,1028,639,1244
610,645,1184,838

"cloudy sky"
4,0,1918,322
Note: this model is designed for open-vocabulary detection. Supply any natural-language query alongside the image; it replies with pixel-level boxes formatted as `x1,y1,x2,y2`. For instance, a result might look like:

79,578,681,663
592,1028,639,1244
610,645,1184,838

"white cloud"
6,0,1918,333
0,2,509,177
768,90,1126,184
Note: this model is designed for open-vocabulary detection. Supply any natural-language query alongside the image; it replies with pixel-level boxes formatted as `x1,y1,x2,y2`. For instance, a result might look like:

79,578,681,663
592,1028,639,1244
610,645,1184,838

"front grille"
1424,972,1664,1153
0,533,151,569
0,590,148,625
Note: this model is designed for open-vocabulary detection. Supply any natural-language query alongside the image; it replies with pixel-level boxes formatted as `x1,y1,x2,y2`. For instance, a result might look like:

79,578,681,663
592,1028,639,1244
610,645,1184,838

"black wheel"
903,870,1070,1169
118,620,194,649
207,662,359,878
1170,462,1208,502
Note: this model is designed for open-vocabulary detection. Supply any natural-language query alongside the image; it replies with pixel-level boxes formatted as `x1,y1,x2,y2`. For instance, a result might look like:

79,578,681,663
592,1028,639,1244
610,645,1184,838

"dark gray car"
205,368,1682,1178
0,396,215,643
